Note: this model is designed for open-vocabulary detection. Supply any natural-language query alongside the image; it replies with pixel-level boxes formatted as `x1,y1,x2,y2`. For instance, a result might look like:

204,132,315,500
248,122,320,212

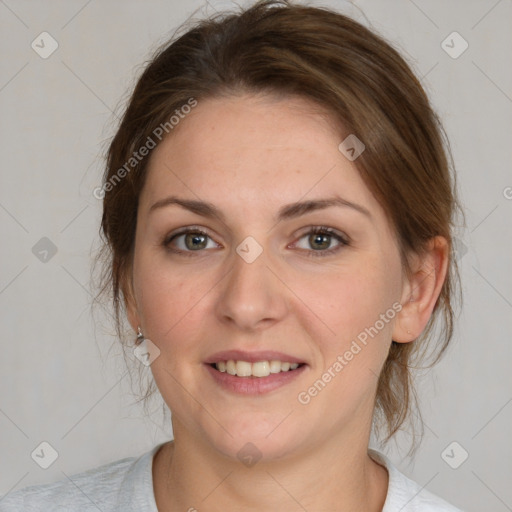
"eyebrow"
149,195,372,222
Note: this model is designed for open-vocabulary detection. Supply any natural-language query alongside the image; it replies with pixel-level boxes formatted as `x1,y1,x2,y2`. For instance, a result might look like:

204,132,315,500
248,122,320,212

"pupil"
311,233,329,250
186,233,206,250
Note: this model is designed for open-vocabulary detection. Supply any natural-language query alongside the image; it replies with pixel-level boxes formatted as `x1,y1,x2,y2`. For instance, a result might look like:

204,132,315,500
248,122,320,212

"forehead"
141,94,380,219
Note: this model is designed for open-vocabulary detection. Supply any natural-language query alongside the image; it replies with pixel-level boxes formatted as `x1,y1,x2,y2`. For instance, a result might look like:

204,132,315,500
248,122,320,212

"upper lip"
205,350,306,365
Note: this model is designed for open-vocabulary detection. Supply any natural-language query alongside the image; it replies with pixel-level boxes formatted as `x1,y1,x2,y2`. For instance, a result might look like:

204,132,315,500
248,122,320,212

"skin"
125,93,449,511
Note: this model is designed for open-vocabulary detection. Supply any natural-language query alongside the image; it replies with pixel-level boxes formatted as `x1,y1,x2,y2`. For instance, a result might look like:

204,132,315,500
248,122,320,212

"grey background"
1,0,511,510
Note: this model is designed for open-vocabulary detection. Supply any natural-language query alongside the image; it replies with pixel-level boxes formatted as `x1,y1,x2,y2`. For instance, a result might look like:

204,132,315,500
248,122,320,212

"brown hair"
94,0,462,446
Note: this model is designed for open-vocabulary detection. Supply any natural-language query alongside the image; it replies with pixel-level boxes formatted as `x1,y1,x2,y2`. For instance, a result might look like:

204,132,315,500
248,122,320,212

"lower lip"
204,363,307,394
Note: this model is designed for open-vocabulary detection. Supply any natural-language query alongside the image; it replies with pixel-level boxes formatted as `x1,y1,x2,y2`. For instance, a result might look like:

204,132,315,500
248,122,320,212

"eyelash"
163,226,349,258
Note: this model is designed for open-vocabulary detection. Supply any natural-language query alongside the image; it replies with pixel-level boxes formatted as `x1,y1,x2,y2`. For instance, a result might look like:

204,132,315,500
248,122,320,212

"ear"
122,270,140,334
126,298,140,334
392,236,449,343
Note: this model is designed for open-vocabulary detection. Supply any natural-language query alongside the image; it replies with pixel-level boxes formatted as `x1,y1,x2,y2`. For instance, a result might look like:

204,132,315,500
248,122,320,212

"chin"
200,412,308,464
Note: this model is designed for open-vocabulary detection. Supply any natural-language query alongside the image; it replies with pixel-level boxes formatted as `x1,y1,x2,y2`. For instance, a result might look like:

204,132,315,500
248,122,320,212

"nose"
214,244,289,332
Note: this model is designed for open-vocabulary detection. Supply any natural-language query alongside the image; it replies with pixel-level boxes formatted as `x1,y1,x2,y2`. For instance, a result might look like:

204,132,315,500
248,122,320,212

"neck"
153,422,388,512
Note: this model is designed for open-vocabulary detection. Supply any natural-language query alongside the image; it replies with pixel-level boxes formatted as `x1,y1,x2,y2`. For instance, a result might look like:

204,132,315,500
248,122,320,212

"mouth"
210,360,305,378
204,350,308,394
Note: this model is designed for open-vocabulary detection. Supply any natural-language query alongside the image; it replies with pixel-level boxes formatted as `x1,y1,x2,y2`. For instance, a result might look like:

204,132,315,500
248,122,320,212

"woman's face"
128,93,408,461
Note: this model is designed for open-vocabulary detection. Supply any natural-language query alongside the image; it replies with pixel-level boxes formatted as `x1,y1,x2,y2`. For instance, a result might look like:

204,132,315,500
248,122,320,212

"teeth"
269,360,282,373
252,361,270,377
236,361,252,377
226,360,236,375
214,359,302,377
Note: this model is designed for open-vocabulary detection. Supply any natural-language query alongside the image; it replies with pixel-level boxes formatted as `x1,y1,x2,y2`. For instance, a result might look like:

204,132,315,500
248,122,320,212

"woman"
0,0,464,510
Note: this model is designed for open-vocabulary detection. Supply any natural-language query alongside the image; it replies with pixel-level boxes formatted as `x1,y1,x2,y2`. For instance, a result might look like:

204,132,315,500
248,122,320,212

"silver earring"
136,326,145,345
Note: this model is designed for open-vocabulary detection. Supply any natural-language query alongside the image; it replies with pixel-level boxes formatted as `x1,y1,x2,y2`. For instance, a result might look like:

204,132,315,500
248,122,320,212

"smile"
213,360,303,377
205,360,307,395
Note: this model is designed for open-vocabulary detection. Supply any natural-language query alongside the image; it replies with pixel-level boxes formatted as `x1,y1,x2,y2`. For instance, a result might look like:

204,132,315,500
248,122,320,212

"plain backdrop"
1,1,511,510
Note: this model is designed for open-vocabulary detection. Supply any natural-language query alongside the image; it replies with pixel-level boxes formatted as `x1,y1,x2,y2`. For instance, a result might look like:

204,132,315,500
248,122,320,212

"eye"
163,225,349,258
163,227,219,255
292,226,349,257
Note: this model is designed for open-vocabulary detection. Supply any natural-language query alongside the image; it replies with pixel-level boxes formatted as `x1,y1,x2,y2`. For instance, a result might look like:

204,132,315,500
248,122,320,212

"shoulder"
369,449,464,512
0,444,162,512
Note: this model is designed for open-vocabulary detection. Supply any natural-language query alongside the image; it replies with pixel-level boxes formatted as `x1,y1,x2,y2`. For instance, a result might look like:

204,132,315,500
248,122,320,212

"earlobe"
392,236,449,343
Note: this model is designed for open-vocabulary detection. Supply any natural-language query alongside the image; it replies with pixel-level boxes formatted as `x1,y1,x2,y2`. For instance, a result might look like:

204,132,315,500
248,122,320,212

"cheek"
132,251,210,347
304,256,401,377
131,254,216,417
315,260,399,337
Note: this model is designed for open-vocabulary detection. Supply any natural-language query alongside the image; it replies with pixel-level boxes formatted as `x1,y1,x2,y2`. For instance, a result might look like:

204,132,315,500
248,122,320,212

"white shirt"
0,443,463,511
